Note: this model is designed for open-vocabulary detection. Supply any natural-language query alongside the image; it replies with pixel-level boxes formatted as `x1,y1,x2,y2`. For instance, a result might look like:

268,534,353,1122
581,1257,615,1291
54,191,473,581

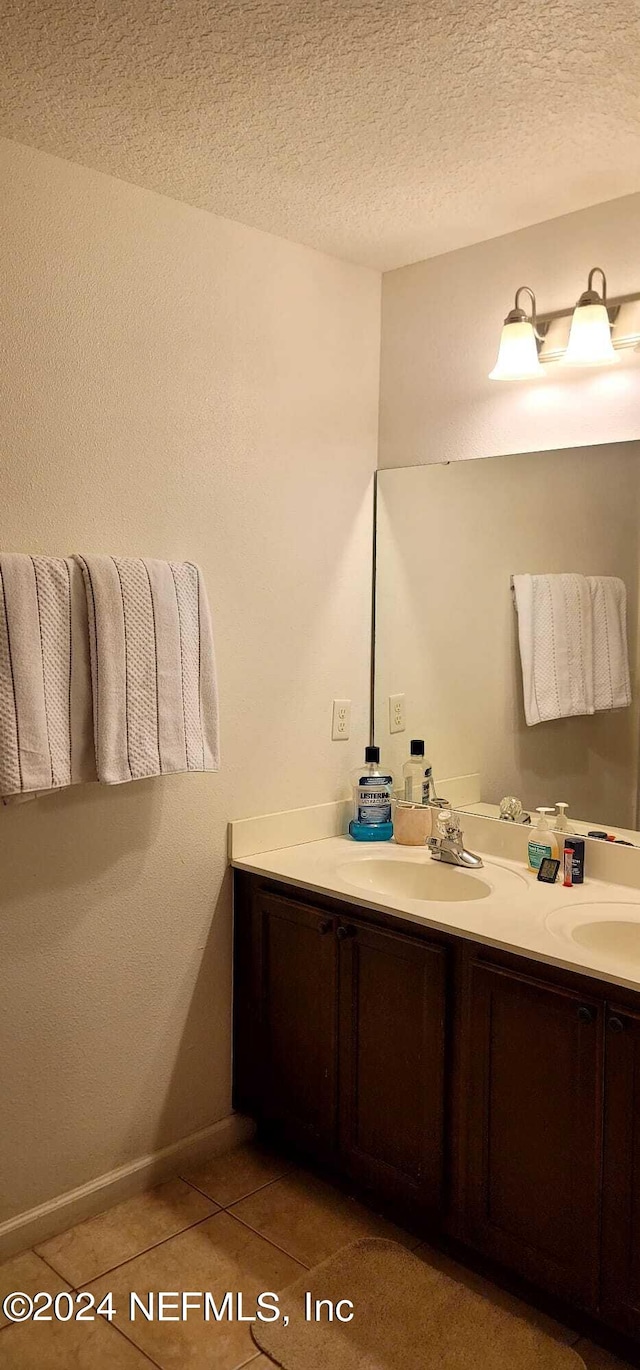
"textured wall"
379,193,640,467
0,137,380,1224
1,0,639,268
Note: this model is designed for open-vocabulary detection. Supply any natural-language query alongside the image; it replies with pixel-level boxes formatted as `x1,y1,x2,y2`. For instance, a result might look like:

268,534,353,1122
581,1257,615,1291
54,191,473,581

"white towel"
588,576,632,712
512,573,595,726
513,572,631,726
0,554,94,797
75,556,219,784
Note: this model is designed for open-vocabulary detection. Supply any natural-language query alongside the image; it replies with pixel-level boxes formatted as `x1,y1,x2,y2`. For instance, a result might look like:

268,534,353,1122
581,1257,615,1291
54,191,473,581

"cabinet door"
338,919,447,1215
601,1004,640,1337
260,892,339,1156
464,961,602,1307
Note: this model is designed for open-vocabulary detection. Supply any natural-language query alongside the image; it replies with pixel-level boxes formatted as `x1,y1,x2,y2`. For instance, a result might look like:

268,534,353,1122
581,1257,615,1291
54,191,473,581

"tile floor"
0,1141,634,1369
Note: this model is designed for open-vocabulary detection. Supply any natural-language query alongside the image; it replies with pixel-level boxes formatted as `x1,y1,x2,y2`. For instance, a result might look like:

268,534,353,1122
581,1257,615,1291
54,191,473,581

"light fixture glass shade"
562,302,617,366
489,320,544,380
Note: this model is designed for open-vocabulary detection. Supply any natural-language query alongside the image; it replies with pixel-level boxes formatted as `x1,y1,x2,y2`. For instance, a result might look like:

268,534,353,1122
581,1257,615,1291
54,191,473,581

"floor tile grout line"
0,1248,72,1337
180,1167,293,1210
53,1212,222,1293
30,1246,75,1285
224,1209,311,1271
108,1315,165,1370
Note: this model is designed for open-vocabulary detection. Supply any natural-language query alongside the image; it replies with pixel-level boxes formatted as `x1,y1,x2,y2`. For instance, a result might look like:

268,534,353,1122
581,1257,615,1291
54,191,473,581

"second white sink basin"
546,902,640,968
337,858,492,903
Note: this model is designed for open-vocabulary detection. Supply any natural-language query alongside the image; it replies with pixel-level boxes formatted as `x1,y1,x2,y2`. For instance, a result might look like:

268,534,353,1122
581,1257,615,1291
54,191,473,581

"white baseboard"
0,1112,255,1263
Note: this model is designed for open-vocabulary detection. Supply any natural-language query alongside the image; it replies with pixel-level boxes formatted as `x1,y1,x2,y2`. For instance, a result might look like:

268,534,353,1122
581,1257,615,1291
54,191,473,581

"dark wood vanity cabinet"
338,919,446,1213
259,892,339,1154
463,961,602,1307
233,871,640,1348
601,1004,640,1338
233,876,448,1216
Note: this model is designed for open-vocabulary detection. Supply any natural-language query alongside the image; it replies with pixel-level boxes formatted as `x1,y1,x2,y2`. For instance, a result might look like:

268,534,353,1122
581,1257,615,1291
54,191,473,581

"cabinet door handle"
608,1015,626,1033
336,924,356,941
577,1005,595,1024
318,920,332,936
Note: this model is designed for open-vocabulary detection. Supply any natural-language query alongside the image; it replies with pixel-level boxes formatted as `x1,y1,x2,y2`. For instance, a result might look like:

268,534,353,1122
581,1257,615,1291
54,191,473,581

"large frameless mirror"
374,440,640,843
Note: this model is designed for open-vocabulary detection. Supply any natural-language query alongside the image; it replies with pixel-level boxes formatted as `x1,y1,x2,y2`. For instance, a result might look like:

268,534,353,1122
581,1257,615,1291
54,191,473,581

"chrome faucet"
428,804,484,869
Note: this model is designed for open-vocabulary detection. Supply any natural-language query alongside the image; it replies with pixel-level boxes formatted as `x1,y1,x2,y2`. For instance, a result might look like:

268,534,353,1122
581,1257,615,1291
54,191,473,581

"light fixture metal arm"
510,285,543,342
586,266,607,304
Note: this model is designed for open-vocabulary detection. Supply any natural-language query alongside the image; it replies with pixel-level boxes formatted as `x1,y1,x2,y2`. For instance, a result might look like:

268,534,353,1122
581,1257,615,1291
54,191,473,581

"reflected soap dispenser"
349,746,394,842
528,807,559,873
555,802,570,835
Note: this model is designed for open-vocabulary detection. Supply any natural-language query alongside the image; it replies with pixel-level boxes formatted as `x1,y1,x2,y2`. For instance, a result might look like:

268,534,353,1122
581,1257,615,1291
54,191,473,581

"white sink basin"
337,858,492,903
546,902,640,968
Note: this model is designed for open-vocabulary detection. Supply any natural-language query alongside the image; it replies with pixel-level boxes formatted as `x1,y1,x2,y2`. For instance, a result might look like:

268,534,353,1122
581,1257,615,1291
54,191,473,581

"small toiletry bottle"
349,746,394,842
555,803,570,834
422,748,436,804
403,740,425,802
528,808,559,873
564,836,585,884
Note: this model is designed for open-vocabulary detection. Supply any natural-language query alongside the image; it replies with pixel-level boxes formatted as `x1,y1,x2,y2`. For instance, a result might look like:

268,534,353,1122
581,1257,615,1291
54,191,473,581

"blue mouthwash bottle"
349,745,394,842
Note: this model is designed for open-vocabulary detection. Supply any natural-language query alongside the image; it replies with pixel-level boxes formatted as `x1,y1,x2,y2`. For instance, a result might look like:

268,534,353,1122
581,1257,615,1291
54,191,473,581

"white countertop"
233,834,640,994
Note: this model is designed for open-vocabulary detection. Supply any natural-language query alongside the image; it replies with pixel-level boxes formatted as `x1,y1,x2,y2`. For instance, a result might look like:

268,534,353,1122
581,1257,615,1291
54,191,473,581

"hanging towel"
588,576,632,712
74,556,219,784
512,573,595,726
0,554,95,797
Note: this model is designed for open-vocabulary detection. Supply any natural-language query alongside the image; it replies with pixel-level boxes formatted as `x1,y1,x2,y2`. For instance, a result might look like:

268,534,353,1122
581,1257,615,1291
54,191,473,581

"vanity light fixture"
488,286,545,381
489,269,640,378
562,267,618,367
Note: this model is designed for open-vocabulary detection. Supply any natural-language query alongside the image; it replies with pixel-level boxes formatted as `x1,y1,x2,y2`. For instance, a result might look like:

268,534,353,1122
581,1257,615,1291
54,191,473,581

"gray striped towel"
75,556,219,785
0,555,95,797
0,554,219,796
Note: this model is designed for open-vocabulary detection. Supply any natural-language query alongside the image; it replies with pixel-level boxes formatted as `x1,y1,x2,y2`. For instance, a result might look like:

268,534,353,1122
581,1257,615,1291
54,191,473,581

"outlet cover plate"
332,699,351,741
389,693,406,734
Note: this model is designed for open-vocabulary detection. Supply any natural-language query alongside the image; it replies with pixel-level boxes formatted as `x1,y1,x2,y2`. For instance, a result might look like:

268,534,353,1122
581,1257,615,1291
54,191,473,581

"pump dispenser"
555,802,570,834
528,807,559,872
349,746,393,842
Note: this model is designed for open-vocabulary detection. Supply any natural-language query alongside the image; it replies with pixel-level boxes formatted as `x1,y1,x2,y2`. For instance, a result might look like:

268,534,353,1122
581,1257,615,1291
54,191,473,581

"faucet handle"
436,808,461,840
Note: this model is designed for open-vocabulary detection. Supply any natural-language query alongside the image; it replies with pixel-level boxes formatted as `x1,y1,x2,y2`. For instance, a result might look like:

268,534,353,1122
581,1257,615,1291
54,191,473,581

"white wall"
0,138,380,1226
379,192,640,469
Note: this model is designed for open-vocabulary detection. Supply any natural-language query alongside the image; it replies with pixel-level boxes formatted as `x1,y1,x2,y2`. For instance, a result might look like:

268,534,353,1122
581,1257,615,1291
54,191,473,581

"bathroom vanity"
232,834,640,1349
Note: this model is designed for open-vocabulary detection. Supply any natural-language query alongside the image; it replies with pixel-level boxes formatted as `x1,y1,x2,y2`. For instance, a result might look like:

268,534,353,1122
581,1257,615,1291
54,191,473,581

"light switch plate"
331,699,351,741
389,693,406,734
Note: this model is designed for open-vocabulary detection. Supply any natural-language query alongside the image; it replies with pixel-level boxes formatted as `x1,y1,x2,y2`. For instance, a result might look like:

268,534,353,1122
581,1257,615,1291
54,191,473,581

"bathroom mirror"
374,440,640,841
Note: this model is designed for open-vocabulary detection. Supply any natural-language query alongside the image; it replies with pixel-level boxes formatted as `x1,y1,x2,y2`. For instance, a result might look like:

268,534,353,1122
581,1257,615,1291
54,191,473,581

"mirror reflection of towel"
588,576,632,713
512,573,631,727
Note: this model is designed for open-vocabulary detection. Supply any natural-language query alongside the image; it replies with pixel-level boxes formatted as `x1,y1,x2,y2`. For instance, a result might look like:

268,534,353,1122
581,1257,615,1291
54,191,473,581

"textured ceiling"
1,0,640,270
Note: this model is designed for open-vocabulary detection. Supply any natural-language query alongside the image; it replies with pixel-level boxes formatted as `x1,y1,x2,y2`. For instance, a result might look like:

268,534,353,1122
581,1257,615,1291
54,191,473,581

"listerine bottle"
349,745,393,842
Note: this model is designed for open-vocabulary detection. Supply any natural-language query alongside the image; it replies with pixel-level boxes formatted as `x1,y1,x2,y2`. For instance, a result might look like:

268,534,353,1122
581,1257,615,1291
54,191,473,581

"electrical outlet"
331,699,351,741
389,693,406,734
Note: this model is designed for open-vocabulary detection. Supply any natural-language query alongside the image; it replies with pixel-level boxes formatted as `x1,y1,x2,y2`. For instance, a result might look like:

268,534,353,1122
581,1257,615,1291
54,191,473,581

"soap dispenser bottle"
555,802,570,834
349,746,394,842
528,807,559,872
